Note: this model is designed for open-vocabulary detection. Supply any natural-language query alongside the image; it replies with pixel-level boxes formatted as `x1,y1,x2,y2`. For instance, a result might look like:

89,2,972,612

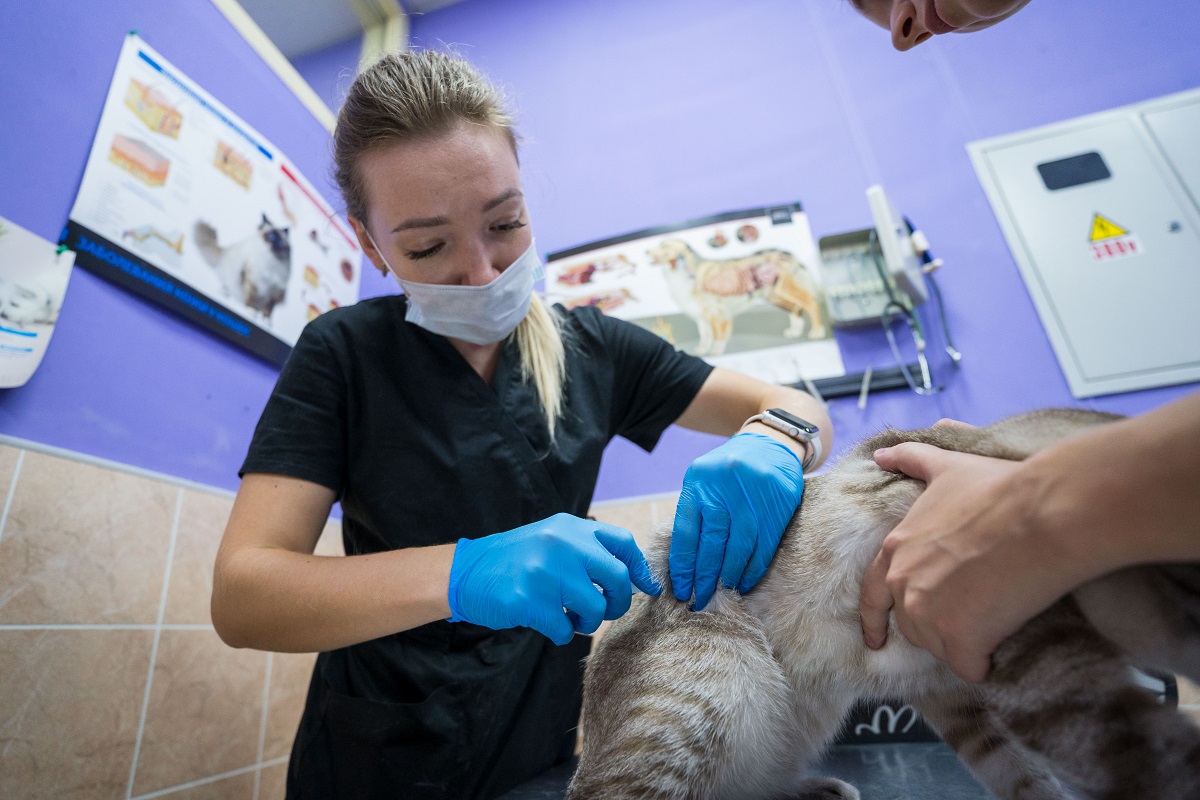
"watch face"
769,408,818,436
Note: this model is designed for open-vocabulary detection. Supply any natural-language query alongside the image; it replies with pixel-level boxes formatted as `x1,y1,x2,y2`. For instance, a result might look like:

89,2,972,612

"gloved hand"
447,513,661,645
670,432,804,610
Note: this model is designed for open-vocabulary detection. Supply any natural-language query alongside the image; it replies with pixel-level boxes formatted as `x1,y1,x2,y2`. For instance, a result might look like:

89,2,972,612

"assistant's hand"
859,442,1077,682
447,513,661,645
670,432,804,611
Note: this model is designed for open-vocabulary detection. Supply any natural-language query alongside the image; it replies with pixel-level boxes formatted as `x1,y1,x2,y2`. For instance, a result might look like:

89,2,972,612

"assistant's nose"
891,0,933,51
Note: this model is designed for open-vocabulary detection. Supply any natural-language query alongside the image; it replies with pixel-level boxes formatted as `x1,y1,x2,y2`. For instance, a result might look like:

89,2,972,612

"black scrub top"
241,295,713,800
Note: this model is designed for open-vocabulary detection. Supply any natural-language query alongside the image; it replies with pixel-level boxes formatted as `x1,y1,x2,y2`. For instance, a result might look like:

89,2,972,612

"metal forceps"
881,300,938,395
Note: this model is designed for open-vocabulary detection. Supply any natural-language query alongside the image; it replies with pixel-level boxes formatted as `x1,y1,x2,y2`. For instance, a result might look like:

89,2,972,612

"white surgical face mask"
366,232,542,345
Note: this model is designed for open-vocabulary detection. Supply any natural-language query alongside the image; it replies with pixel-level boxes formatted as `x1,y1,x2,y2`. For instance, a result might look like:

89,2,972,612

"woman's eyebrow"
392,216,448,233
482,188,522,212
390,189,523,233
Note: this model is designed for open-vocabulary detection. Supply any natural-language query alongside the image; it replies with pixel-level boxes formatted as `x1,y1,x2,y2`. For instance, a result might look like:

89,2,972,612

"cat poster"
64,34,360,366
545,205,844,385
0,215,76,388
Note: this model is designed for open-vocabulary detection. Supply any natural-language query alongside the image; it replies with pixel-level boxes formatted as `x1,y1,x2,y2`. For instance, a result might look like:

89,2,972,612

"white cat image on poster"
192,213,291,320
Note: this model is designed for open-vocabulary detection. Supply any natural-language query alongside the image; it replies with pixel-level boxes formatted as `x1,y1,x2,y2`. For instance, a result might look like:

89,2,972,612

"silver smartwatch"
741,408,822,473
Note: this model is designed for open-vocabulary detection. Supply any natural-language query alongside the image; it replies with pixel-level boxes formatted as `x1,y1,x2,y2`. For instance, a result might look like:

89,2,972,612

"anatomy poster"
545,205,844,385
0,216,76,388
64,34,360,365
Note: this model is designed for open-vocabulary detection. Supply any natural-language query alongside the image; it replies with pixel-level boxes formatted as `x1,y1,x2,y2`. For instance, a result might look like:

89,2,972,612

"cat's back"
570,586,802,799
747,408,1125,696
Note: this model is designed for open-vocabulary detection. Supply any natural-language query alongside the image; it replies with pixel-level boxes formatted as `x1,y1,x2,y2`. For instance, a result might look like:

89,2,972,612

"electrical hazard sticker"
1088,213,1141,261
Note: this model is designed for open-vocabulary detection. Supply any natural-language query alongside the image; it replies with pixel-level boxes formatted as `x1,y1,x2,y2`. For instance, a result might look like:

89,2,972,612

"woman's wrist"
739,421,811,470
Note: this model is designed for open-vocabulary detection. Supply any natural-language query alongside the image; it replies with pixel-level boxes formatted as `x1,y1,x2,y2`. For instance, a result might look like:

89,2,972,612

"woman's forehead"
360,126,521,216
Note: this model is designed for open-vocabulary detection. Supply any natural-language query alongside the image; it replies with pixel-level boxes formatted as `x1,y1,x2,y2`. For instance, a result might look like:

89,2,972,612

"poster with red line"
65,33,360,365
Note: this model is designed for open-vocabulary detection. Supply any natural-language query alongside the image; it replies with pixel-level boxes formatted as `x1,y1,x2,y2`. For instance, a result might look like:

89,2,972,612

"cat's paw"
790,776,861,800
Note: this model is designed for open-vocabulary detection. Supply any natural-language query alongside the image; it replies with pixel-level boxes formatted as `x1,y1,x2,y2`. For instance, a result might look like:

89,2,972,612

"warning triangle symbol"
1089,213,1127,242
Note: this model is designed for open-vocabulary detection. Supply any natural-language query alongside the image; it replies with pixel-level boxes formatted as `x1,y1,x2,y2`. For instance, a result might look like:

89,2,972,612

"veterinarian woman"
848,0,1200,684
210,50,830,800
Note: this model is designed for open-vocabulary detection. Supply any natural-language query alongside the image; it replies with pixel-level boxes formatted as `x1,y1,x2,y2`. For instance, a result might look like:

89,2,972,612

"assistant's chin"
959,0,1032,22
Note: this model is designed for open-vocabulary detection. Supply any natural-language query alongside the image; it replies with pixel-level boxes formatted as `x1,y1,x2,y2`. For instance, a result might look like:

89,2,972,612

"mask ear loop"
362,228,399,279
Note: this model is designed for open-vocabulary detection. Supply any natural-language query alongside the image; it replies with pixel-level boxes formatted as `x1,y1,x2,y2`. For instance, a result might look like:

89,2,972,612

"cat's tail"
192,221,222,265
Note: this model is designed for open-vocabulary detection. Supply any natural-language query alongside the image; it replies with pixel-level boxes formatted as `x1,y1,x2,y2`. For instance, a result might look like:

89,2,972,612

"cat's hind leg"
911,686,1070,799
1074,564,1200,684
983,597,1200,800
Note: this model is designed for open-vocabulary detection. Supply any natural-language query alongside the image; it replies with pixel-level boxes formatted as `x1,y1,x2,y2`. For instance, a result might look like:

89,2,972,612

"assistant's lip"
924,0,960,34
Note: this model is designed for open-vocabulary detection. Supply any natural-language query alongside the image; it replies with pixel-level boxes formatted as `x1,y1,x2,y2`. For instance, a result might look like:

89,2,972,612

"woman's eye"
405,243,443,260
494,220,527,233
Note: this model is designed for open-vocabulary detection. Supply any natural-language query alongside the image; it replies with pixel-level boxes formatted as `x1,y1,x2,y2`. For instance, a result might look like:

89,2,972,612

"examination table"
497,742,996,799
497,674,1176,800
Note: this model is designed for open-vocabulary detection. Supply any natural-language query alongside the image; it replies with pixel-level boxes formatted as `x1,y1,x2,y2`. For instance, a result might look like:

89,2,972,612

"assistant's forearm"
212,543,455,652
1022,391,1200,578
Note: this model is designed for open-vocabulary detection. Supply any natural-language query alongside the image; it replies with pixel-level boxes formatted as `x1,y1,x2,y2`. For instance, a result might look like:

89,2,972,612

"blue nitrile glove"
670,432,804,611
447,513,662,645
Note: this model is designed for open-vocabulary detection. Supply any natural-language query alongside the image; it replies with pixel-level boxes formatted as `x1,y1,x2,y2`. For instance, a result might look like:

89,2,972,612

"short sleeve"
239,319,348,492
580,308,713,452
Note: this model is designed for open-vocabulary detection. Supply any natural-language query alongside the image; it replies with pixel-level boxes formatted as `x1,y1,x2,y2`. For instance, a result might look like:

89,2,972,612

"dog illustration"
556,254,635,286
563,287,637,314
646,239,826,356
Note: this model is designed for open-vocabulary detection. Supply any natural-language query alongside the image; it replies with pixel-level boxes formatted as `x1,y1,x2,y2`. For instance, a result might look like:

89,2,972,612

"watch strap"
741,411,821,472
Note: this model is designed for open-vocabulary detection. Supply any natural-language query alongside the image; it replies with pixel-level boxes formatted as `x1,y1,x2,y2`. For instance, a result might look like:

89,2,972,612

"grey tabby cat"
568,409,1200,800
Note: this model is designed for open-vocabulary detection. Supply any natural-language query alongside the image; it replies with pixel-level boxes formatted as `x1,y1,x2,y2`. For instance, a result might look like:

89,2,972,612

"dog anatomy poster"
545,206,844,384
0,215,76,388
64,34,360,365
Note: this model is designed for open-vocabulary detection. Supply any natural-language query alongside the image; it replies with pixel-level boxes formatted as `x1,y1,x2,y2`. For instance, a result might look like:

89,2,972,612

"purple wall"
1,1,1197,504
0,2,353,492
291,34,363,115
405,0,1200,501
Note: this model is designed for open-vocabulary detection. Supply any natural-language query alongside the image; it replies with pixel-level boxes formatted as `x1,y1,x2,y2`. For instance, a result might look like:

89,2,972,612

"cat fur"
568,409,1200,800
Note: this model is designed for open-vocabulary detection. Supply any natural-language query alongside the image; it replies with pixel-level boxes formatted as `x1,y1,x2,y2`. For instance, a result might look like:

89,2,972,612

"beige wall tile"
589,501,657,552
0,629,153,800
164,490,234,625
651,494,680,530
0,451,177,624
314,516,344,557
132,630,267,796
263,651,318,761
1178,675,1200,706
258,761,289,800
0,445,21,507
146,770,256,799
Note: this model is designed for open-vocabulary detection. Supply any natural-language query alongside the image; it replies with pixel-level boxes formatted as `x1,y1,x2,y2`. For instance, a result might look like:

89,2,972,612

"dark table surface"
496,742,996,799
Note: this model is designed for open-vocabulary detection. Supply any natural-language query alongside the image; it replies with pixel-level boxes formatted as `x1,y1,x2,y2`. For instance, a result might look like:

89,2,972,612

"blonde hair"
334,50,568,439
